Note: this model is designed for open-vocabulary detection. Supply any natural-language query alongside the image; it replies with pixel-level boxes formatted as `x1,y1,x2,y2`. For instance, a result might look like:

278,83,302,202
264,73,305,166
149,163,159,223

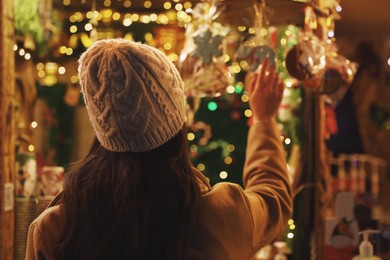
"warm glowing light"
290,224,296,230
244,109,252,117
85,23,93,31
112,12,121,20
71,75,79,83
288,219,294,225
285,79,293,88
131,14,139,21
124,0,131,8
103,0,111,7
13,44,18,51
159,14,169,24
69,15,76,23
74,12,83,21
187,132,195,141
63,0,70,5
197,163,205,171
219,171,228,179
31,121,38,128
102,9,113,19
145,33,153,41
184,16,191,23
238,26,246,32
38,71,45,78
58,66,66,75
175,3,183,11
240,60,249,70
224,156,233,165
25,53,31,60
285,138,291,145
336,5,342,12
123,18,132,26
222,54,230,63
124,33,134,41
177,11,186,20
28,145,35,152
287,232,294,239
70,25,77,33
260,28,267,36
86,11,94,19
226,85,235,94
166,10,176,21
328,30,334,38
163,2,172,9
248,27,255,34
150,13,157,21
66,48,73,55
37,63,44,70
163,42,172,50
387,58,390,66
144,0,152,8
227,144,235,152
241,94,249,103
140,15,151,24
168,53,178,62
230,63,241,74
19,48,25,56
183,2,192,9
94,11,102,20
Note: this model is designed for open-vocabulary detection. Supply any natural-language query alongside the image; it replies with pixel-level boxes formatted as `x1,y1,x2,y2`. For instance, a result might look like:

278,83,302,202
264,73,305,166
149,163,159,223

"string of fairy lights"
14,2,303,173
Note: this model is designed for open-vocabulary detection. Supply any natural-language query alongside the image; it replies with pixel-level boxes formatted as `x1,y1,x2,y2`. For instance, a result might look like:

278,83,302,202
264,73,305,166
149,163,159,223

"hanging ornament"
320,50,357,97
191,121,212,146
286,6,326,82
183,61,230,97
180,0,230,98
318,14,357,106
235,0,276,71
193,29,224,65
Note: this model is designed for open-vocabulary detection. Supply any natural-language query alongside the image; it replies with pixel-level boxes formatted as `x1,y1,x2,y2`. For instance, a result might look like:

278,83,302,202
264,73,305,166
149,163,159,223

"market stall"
1,0,390,259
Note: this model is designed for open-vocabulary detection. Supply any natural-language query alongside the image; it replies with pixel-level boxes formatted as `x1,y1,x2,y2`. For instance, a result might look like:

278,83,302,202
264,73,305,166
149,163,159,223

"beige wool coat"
26,121,293,260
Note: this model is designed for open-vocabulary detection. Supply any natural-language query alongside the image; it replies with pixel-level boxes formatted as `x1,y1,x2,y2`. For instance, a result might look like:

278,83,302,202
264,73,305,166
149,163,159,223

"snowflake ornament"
193,29,223,65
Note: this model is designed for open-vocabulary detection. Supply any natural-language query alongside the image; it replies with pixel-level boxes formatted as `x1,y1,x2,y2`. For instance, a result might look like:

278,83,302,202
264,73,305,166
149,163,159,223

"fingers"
263,65,278,92
249,58,269,96
257,58,269,90
250,58,284,101
249,73,256,95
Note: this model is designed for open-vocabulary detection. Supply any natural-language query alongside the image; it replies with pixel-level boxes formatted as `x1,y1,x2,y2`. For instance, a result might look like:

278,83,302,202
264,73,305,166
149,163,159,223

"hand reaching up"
249,58,285,122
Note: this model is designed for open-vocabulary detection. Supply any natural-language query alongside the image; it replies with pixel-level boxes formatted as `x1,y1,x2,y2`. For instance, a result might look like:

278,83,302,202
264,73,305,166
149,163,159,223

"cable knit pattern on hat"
78,39,186,152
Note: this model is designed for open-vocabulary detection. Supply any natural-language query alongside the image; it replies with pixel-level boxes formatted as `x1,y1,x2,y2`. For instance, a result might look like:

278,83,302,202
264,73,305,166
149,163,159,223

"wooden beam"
0,0,15,259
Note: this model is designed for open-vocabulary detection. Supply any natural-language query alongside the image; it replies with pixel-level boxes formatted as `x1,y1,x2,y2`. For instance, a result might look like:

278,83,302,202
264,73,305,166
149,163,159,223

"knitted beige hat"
78,39,186,152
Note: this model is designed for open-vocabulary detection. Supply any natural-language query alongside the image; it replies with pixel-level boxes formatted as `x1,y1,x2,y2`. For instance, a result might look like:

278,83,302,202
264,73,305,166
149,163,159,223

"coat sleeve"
242,120,293,249
25,222,48,260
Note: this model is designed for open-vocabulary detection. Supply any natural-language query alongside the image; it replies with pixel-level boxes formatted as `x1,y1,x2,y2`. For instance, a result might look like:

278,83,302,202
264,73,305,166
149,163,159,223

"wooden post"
0,0,16,259
292,0,329,259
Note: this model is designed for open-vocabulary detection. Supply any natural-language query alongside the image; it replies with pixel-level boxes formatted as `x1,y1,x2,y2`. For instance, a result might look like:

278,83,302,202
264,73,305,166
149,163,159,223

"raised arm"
243,58,293,247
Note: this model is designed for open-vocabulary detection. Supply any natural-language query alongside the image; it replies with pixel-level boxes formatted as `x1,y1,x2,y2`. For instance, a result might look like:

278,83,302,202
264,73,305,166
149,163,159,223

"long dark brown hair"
55,128,200,260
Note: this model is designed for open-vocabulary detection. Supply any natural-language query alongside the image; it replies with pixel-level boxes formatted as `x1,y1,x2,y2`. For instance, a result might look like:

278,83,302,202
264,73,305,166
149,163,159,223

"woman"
26,39,292,260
